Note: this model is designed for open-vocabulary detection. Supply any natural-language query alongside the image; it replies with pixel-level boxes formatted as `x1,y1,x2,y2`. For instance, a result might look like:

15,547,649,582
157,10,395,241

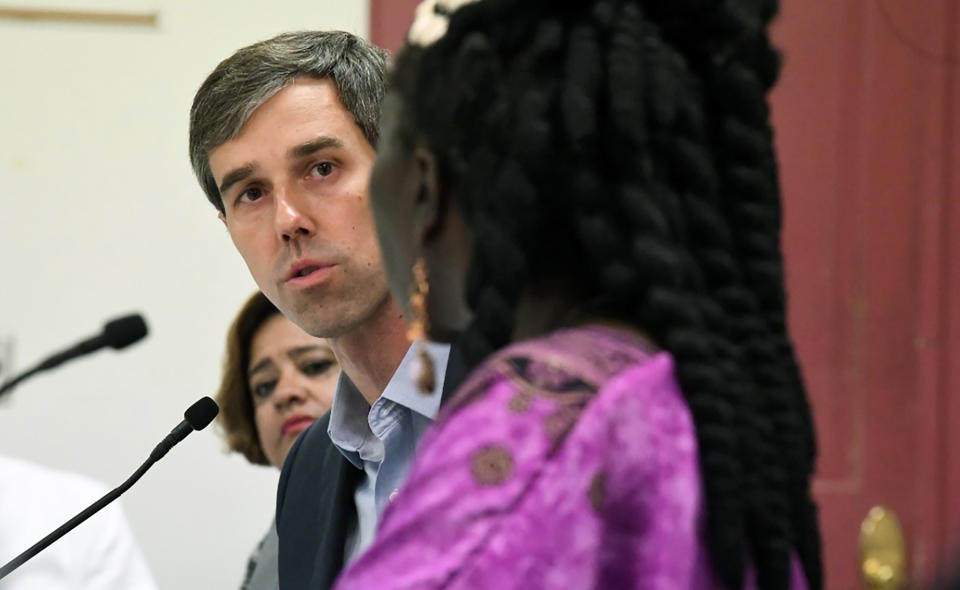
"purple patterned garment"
334,325,808,590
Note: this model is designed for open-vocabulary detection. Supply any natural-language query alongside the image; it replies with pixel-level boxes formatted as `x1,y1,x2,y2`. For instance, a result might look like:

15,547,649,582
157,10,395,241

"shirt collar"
328,341,451,468
381,341,449,420
327,374,369,468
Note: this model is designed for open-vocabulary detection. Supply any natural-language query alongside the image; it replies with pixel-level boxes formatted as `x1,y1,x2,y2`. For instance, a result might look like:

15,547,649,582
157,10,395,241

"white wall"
0,1,368,587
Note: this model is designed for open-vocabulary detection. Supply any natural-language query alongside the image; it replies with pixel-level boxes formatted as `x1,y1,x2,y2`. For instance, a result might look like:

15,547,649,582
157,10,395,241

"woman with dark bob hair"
216,291,338,589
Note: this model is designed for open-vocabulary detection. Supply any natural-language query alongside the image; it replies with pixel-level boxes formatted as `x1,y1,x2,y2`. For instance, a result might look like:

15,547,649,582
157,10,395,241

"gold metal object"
407,258,435,394
0,7,158,27
859,506,906,589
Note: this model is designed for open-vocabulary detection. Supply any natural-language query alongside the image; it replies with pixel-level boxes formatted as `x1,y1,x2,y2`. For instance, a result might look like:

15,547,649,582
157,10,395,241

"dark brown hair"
215,291,281,466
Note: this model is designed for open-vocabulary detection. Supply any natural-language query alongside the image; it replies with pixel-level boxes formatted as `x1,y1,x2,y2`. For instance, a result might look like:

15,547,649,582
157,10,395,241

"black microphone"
0,396,219,581
0,314,148,397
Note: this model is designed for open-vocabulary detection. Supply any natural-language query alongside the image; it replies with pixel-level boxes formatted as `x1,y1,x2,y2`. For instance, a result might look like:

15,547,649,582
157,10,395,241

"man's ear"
411,146,446,248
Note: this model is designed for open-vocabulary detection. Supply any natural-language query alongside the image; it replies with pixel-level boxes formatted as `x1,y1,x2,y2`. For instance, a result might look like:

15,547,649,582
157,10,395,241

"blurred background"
0,0,957,588
0,1,367,588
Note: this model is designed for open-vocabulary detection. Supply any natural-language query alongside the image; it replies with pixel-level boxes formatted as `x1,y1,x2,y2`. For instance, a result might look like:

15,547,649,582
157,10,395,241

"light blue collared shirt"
328,341,451,563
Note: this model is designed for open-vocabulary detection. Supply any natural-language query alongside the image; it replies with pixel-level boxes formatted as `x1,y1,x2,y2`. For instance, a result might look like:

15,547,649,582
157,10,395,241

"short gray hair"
189,30,389,214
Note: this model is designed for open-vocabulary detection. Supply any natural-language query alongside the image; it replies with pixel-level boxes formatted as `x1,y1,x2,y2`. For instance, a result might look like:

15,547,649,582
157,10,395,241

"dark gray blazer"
275,347,465,590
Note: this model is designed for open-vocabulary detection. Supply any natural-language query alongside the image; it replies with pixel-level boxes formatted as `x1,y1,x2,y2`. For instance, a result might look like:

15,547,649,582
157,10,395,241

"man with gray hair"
189,31,462,589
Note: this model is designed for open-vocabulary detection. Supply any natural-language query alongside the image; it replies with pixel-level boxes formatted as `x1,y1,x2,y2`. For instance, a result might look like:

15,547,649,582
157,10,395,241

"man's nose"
275,185,316,242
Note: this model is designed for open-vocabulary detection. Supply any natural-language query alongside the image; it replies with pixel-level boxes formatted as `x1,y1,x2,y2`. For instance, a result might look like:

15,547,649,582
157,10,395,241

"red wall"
369,0,420,54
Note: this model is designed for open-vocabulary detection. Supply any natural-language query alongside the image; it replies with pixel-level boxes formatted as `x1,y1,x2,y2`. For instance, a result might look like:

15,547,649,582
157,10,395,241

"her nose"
272,370,307,409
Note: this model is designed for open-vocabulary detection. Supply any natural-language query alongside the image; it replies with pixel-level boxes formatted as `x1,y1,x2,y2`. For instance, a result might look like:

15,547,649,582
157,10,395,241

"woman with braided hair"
335,0,820,588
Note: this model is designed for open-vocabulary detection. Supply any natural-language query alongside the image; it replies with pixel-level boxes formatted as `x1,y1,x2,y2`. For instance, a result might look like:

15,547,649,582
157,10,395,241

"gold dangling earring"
407,257,436,394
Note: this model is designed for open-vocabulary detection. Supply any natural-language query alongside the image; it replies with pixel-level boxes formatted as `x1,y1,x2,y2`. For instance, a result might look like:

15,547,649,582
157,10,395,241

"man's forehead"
209,82,361,173
243,78,351,133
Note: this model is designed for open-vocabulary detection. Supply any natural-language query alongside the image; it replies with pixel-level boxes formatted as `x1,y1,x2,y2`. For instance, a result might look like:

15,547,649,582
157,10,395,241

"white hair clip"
407,0,481,47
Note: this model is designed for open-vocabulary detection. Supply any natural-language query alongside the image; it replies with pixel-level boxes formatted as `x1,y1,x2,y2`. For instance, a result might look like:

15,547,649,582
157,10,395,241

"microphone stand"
0,313,148,400
0,455,156,580
0,366,43,398
0,398,213,581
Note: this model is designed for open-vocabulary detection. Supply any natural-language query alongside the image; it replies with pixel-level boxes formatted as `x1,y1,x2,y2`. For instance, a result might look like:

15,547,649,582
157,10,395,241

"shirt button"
389,489,399,503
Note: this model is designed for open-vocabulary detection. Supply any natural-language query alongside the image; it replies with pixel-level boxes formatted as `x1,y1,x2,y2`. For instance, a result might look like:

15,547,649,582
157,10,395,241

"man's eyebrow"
218,165,256,196
288,136,344,159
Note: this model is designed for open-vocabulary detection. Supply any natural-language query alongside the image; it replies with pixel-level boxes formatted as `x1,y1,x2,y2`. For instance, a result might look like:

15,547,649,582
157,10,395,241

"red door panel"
772,0,958,586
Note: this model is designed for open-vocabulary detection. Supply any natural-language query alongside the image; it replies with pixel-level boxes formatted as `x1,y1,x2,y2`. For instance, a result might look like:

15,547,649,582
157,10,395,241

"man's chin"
292,309,358,339
279,286,391,338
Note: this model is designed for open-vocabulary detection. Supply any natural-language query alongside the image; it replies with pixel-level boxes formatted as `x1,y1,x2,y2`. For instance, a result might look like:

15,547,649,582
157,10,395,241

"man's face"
209,77,389,338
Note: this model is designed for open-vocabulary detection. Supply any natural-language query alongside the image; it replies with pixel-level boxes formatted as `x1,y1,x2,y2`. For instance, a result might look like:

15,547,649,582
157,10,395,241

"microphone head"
184,397,219,431
103,314,149,350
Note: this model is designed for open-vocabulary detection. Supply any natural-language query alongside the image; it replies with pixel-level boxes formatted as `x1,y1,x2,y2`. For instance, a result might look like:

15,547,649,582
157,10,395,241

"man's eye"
309,162,334,178
251,380,276,400
301,360,334,377
238,187,263,203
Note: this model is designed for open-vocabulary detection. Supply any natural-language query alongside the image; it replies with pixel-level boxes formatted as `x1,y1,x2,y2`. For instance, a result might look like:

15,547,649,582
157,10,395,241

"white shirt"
0,455,157,590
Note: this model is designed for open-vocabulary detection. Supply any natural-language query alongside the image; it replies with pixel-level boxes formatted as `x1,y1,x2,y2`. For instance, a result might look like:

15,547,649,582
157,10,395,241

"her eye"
301,359,334,377
250,379,276,400
309,162,334,178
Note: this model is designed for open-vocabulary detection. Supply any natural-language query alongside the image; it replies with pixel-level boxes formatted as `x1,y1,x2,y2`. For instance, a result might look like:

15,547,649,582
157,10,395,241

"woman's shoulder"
429,325,692,474
367,326,703,589
442,323,673,416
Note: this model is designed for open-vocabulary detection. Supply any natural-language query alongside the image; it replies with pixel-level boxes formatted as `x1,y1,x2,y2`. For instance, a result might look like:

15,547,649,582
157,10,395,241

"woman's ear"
411,146,447,249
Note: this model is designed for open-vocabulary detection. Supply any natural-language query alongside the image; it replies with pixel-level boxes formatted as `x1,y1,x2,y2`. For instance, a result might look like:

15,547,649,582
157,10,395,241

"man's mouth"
285,260,334,284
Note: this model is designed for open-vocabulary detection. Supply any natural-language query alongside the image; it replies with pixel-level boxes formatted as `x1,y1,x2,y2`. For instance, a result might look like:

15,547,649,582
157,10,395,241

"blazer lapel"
309,440,363,589
440,342,467,404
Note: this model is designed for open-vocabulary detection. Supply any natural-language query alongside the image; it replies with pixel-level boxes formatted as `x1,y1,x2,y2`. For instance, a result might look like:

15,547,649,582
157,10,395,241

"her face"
367,92,473,342
248,314,338,468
